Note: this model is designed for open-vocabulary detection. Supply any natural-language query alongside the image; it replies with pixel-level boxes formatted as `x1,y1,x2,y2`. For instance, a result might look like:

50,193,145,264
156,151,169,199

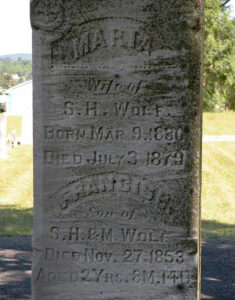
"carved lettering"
44,125,185,143
47,223,187,245
43,246,184,265
56,173,154,211
63,101,160,118
44,149,186,167
66,28,152,61
35,267,196,286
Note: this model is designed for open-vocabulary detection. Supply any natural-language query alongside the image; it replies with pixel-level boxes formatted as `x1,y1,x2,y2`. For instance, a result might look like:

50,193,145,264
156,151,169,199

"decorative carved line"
76,17,144,27
51,64,165,71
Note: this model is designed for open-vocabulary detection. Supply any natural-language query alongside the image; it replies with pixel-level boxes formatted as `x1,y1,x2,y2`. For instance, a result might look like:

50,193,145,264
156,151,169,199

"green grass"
202,113,235,239
203,112,235,135
201,142,235,239
0,113,234,238
0,146,33,235
6,116,22,137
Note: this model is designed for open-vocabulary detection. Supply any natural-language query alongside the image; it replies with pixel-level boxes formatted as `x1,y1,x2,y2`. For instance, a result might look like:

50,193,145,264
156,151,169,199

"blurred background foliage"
0,58,32,91
204,0,235,111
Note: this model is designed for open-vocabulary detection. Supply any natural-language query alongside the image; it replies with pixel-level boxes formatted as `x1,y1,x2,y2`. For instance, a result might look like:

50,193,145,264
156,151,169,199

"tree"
204,0,235,111
0,58,32,90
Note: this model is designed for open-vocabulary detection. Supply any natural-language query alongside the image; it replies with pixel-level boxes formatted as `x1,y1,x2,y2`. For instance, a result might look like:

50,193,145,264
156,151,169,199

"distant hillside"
0,56,32,90
0,53,32,61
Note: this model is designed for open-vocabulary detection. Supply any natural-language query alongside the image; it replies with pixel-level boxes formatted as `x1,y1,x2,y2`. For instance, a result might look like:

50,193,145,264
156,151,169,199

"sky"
0,0,234,56
0,0,31,55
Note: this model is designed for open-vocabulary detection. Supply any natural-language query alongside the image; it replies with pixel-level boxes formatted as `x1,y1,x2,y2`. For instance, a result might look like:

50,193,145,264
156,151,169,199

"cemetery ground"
0,112,234,299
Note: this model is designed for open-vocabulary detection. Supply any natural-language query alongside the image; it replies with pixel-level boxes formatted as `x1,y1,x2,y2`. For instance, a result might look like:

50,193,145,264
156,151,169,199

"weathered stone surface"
31,1,203,299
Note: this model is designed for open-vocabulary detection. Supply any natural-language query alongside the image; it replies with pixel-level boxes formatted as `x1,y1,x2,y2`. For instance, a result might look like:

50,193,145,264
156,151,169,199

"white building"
5,80,33,145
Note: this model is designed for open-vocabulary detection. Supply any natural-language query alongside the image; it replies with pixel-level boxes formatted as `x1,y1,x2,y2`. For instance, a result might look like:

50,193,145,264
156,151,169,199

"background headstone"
31,0,204,299
0,113,7,158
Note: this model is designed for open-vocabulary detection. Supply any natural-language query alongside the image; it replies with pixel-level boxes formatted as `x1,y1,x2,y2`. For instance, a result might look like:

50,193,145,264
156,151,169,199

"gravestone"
31,1,203,299
0,113,7,158
0,96,7,158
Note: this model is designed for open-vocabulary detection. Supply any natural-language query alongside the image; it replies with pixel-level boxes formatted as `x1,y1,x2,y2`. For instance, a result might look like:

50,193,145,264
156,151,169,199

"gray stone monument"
0,97,7,158
31,1,203,299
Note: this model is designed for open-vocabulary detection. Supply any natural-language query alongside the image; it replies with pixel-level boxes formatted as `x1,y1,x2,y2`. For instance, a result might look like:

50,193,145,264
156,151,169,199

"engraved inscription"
84,78,145,95
53,173,154,211
44,247,184,265
51,19,153,67
72,28,152,60
44,126,184,143
44,149,186,167
57,78,146,96
63,101,160,118
48,226,167,244
35,267,196,287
